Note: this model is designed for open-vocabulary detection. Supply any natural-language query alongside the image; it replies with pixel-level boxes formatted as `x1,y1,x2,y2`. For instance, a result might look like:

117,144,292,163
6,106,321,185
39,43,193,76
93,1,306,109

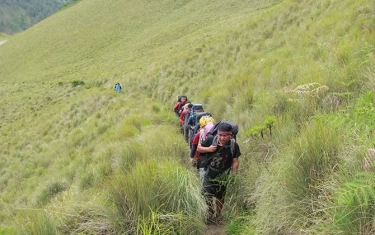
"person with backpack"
173,96,188,117
114,83,122,92
197,122,241,224
190,115,215,182
187,110,209,148
180,103,193,141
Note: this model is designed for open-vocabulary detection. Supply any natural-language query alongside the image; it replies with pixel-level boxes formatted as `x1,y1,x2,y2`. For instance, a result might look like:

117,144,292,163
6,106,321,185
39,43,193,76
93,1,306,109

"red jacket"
192,132,200,159
180,110,190,125
174,101,186,116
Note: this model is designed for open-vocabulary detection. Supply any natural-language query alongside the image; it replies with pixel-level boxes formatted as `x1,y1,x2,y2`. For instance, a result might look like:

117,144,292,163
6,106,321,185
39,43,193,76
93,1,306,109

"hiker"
115,83,122,92
190,116,215,182
174,96,188,117
197,122,241,224
180,103,193,141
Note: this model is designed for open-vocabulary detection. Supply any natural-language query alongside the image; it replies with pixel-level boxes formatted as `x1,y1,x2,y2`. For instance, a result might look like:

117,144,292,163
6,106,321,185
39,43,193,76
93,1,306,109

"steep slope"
0,0,278,83
0,0,281,232
0,0,374,233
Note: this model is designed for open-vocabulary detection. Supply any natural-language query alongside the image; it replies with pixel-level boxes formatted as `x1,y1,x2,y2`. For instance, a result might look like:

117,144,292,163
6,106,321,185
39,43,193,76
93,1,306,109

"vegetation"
0,0,374,233
0,0,74,34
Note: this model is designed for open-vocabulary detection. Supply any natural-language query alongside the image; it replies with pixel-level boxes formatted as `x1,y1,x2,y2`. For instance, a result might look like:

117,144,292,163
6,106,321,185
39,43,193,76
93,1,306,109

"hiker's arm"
173,102,180,113
190,145,197,158
197,144,216,153
232,158,239,173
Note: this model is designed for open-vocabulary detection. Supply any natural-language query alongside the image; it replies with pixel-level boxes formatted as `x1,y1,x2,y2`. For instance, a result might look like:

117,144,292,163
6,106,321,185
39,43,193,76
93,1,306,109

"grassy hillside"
0,0,375,233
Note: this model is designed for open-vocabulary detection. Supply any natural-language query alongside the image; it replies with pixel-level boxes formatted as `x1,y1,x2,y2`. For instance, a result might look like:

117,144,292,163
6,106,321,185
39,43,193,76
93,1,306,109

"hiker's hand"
207,145,217,152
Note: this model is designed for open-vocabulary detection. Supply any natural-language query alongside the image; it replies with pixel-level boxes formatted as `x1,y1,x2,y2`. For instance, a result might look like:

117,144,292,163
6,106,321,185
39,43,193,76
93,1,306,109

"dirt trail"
0,40,8,45
204,224,225,235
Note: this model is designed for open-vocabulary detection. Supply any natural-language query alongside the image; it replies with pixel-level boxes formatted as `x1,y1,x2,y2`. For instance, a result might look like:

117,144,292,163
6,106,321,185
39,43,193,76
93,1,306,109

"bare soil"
204,224,225,235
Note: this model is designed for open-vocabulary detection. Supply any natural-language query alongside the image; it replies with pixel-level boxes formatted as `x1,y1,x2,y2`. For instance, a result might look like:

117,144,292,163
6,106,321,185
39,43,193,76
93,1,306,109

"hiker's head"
180,97,187,103
187,103,193,110
217,122,233,145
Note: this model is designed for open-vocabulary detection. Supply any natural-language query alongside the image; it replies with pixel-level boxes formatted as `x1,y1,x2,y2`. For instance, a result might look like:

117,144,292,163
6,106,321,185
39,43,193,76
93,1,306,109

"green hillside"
0,0,374,233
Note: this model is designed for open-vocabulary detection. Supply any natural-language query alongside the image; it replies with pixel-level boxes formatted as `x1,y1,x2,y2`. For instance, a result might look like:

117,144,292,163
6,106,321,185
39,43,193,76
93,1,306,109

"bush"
37,181,68,206
70,80,85,87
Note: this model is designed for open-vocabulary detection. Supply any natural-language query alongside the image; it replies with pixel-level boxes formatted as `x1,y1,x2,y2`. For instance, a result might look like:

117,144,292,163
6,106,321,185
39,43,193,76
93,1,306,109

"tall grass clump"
109,158,206,234
255,117,343,233
36,180,69,206
316,172,375,234
14,209,58,235
14,191,116,235
116,115,143,140
113,124,188,172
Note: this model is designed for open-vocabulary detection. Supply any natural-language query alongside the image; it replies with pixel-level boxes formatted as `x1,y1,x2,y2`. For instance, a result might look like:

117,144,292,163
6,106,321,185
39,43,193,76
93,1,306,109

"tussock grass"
254,117,343,234
109,159,206,234
15,209,58,235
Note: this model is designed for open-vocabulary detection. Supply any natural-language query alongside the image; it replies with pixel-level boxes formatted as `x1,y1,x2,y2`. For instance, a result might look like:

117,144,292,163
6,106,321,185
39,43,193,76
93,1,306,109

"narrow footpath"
205,224,225,235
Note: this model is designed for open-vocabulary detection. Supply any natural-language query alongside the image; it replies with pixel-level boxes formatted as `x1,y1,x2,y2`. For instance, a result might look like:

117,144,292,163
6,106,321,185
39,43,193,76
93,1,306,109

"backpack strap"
229,138,236,157
212,135,235,156
212,135,219,147
198,129,205,145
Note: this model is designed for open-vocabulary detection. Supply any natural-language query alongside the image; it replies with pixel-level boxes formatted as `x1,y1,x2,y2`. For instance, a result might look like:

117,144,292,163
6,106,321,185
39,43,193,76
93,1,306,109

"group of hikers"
173,95,241,225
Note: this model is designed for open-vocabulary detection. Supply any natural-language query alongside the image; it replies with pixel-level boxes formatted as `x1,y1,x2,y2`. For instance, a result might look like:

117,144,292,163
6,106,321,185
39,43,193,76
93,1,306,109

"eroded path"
0,40,8,45
204,224,225,235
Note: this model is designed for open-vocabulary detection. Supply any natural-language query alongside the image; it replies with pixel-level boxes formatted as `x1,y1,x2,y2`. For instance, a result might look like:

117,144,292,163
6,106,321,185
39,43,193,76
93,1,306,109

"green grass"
0,0,375,233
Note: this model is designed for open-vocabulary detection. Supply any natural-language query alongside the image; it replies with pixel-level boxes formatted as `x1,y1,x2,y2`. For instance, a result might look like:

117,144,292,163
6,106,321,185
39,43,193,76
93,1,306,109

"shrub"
70,80,85,87
317,173,375,234
15,210,58,235
37,181,68,206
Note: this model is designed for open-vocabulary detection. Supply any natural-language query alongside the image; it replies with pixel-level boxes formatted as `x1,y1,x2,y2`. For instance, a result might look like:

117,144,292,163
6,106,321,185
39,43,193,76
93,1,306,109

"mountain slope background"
0,0,374,234
0,0,75,34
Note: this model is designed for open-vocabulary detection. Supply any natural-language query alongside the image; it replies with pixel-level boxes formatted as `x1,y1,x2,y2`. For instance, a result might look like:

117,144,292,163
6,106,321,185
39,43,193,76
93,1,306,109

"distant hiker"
197,122,241,224
174,95,188,117
115,83,122,92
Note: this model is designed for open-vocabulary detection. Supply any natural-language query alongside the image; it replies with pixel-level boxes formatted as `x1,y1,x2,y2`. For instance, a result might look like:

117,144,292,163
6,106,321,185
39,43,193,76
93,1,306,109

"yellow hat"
199,116,214,129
